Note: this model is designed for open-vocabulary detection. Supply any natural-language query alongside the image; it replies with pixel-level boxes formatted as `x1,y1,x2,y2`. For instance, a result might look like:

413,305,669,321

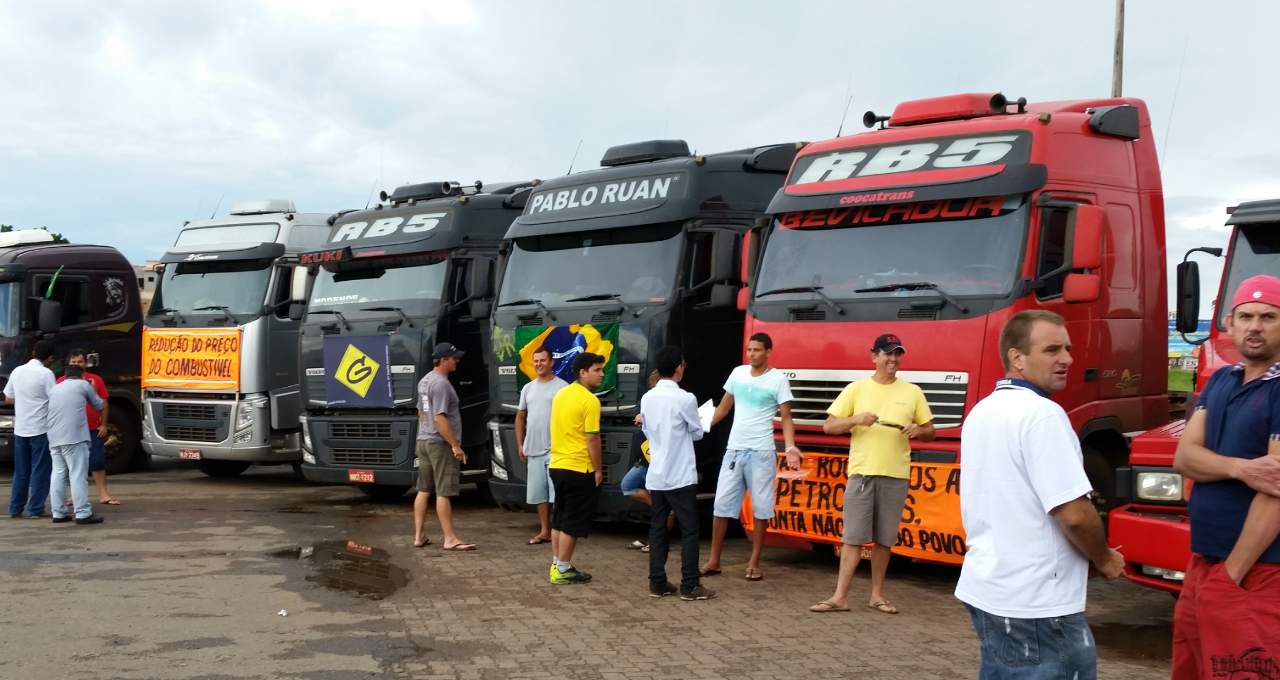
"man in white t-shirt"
5,340,57,519
515,346,567,547
701,332,801,581
956,310,1124,679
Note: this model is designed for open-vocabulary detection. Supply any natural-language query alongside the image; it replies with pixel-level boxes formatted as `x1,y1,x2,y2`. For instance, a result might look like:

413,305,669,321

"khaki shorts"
416,440,460,497
842,474,908,547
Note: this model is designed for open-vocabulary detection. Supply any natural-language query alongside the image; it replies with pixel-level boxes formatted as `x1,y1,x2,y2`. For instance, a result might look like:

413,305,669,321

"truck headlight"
236,397,266,432
1137,471,1184,502
0,415,13,430
491,460,509,480
302,450,316,464
300,415,312,452
489,420,504,467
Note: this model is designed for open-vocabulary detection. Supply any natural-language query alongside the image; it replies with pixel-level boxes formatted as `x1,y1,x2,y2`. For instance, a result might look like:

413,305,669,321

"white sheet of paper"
698,399,714,432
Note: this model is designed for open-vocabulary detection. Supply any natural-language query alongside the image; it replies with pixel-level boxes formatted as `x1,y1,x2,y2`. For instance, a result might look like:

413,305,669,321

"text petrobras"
525,174,678,215
788,133,1029,185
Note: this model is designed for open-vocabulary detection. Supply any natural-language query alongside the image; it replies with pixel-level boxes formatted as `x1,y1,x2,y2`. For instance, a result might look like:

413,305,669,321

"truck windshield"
149,258,273,319
755,197,1027,303
499,222,682,307
1218,222,1280,328
310,259,448,316
0,282,18,337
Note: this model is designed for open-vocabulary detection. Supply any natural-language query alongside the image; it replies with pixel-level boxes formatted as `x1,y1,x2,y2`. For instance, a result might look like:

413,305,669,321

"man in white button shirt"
956,311,1124,679
5,340,56,519
640,346,714,601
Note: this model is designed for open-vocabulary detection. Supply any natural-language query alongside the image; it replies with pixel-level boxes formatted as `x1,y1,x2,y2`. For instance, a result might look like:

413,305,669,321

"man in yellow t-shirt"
810,333,934,616
547,352,605,585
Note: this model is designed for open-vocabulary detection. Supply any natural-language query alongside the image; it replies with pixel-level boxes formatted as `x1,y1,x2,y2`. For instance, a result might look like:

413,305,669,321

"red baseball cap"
1230,275,1280,312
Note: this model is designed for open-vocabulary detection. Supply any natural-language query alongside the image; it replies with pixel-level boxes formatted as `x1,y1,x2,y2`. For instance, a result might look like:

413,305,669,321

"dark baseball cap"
432,342,466,359
872,333,906,354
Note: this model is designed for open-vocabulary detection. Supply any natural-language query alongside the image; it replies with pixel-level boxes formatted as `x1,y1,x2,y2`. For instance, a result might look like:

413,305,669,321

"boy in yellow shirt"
547,352,605,585
810,333,934,615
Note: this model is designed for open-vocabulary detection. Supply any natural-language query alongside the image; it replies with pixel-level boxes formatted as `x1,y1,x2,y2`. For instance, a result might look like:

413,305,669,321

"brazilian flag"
513,322,618,394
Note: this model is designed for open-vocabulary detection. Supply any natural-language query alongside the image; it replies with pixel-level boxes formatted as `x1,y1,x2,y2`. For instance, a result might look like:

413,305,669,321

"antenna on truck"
209,193,224,219
566,139,584,175
835,76,854,137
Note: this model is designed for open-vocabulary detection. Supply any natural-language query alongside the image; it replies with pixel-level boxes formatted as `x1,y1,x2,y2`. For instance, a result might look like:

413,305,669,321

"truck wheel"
473,479,495,505
358,485,409,502
196,460,251,478
1083,446,1117,513
103,406,140,476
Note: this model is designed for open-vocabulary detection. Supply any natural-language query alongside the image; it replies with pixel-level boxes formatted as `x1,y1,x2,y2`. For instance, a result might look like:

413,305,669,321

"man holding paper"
810,333,934,615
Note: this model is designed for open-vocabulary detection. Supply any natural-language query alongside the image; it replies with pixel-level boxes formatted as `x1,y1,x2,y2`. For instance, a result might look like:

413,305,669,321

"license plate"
348,469,375,484
178,448,202,460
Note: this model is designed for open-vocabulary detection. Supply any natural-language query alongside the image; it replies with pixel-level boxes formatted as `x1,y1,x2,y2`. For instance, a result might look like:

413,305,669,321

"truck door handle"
459,380,473,386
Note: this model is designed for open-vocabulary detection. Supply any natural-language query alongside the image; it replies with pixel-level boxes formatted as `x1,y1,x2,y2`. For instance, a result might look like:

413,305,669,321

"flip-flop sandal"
527,536,551,545
627,539,647,550
413,538,432,548
640,544,650,553
442,543,477,551
868,600,899,614
744,568,763,581
809,600,850,613
102,499,121,506
699,567,722,577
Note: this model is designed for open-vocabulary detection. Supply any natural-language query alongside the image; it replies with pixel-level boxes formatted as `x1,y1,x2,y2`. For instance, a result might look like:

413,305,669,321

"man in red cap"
1174,274,1280,678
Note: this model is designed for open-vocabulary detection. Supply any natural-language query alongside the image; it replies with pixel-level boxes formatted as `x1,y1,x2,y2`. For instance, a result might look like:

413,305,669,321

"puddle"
270,540,409,600
1091,621,1172,662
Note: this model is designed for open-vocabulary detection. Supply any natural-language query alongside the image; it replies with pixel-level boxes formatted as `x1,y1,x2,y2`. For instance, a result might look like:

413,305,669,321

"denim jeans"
50,441,92,520
8,433,51,517
649,484,700,593
964,603,1097,680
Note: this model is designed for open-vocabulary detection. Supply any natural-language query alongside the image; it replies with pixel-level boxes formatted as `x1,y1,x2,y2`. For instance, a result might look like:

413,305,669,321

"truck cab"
487,139,798,517
141,200,332,477
1110,198,1280,592
744,94,1169,562
298,181,526,499
0,230,145,473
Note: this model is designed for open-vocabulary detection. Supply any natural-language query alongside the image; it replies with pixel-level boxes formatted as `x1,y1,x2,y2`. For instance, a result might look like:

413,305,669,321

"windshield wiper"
754,286,844,316
563,292,638,317
306,309,351,330
192,305,241,323
496,298,556,322
153,307,186,323
853,281,969,313
361,306,414,328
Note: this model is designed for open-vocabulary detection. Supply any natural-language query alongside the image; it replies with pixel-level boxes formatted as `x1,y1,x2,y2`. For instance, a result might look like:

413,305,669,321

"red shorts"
1172,554,1280,679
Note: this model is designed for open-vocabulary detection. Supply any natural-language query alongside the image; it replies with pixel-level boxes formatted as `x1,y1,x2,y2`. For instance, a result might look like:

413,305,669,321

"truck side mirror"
709,232,738,283
468,260,494,299
38,299,62,334
1175,260,1201,334
1070,205,1105,270
289,265,309,303
468,299,492,320
736,287,749,312
1063,273,1100,303
708,282,736,309
85,352,100,368
287,302,305,321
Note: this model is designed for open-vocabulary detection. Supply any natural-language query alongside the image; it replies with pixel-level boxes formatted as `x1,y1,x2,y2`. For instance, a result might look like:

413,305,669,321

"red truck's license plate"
348,469,375,483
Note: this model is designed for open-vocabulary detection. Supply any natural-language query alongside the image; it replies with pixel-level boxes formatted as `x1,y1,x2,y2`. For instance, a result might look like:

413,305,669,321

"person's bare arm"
588,434,603,485
1176,409,1280,495
710,392,734,428
434,414,465,463
778,402,802,470
1224,437,1280,583
823,412,876,435
514,409,528,461
903,421,935,442
1051,496,1124,578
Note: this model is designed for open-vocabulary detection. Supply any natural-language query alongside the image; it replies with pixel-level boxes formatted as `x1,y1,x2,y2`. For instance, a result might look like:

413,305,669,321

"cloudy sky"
1,1,1275,313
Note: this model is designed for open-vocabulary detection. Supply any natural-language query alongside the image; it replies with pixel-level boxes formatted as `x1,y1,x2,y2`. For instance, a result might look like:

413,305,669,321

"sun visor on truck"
159,241,285,264
507,170,693,237
1226,199,1280,226
306,209,462,263
767,131,1046,214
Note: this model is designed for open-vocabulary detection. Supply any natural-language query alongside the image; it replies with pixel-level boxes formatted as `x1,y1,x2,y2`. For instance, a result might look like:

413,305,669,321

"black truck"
299,181,531,499
0,230,144,473
486,139,798,518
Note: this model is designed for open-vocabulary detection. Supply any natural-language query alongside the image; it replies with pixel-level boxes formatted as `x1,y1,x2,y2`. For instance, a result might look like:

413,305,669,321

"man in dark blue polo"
1173,274,1280,679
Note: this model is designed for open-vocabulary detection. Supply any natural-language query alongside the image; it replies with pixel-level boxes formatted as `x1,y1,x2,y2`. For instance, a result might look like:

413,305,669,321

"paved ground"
0,462,1174,679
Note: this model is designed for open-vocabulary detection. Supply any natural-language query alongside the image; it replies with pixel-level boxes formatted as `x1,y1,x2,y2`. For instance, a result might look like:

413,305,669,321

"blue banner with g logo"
324,334,393,408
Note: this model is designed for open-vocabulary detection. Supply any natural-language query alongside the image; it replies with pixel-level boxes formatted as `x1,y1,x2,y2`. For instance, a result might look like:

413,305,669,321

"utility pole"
1111,0,1125,97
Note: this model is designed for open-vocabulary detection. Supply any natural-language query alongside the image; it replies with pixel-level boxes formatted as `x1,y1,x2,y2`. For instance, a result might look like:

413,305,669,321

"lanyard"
995,378,1048,399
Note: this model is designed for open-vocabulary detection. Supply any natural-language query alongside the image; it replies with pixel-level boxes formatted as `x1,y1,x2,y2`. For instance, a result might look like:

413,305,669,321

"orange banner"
142,328,242,391
743,452,968,565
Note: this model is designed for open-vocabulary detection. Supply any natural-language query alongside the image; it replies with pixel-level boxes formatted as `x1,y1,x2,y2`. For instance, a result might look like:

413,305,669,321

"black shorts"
549,468,599,538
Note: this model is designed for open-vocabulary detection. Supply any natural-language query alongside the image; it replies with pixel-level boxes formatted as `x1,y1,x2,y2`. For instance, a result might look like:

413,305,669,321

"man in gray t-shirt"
48,366,105,524
412,343,475,551
515,346,568,545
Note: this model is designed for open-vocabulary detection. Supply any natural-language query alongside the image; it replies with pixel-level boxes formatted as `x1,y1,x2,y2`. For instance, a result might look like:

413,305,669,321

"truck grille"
780,368,968,430
331,448,396,466
164,426,220,442
329,422,393,440
164,403,217,421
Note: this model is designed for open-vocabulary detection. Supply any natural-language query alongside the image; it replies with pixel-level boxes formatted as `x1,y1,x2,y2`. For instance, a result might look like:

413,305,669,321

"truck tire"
358,485,409,502
1083,446,1117,513
196,460,252,478
104,405,140,476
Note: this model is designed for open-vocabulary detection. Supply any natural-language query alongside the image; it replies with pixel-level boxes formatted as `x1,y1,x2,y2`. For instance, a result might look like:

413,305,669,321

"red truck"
738,93,1170,564
1109,198,1280,592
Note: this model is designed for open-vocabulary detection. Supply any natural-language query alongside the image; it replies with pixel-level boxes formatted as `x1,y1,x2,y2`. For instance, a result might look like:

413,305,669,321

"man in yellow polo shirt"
547,352,605,585
810,333,934,615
